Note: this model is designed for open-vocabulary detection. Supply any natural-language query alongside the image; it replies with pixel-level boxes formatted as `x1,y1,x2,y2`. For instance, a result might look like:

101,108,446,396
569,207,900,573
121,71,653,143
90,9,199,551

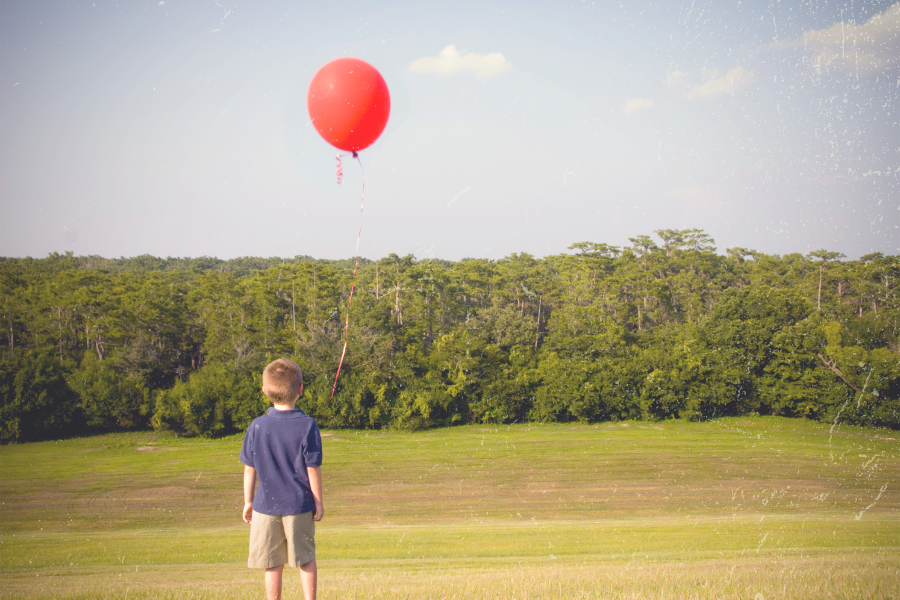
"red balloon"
307,58,391,153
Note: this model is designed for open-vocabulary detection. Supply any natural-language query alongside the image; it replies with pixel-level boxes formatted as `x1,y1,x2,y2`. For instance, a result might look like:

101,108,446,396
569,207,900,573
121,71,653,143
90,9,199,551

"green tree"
0,350,79,442
806,249,846,312
70,353,150,431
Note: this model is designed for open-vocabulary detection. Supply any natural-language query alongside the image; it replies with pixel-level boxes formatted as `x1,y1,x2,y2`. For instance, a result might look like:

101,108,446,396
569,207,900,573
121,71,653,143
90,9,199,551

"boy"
240,358,324,600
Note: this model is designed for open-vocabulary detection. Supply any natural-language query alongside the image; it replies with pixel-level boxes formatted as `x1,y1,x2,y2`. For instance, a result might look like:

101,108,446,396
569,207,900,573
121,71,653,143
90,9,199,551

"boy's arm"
243,465,257,523
307,466,324,521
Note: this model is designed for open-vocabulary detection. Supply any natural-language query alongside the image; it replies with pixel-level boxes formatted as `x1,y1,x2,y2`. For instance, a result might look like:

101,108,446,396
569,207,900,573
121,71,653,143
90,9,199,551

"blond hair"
262,358,303,405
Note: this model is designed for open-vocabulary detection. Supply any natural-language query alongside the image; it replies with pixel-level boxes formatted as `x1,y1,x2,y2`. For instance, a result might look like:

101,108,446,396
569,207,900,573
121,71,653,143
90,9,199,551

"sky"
1,0,898,261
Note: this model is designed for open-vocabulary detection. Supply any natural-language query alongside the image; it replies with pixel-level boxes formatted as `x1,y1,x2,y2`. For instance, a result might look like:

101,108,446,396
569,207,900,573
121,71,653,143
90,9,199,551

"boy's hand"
243,466,257,524
307,465,324,521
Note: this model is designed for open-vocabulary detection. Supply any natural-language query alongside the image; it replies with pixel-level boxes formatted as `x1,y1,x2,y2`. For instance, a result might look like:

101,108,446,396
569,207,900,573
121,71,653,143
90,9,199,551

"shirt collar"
266,407,307,419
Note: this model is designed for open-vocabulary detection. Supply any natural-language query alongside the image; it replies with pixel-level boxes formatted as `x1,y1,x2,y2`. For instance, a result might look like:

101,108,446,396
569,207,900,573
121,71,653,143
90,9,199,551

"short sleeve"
239,422,256,467
302,421,322,467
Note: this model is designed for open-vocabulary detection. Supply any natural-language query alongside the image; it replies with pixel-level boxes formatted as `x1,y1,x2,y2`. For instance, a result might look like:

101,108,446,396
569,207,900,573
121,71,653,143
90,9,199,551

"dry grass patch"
2,552,897,599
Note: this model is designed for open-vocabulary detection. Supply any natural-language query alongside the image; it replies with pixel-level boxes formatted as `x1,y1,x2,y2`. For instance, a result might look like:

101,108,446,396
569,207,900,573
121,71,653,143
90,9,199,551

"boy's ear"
298,383,304,398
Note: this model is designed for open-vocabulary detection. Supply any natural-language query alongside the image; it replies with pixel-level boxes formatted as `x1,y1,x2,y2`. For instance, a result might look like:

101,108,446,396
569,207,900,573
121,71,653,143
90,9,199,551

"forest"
1,228,898,443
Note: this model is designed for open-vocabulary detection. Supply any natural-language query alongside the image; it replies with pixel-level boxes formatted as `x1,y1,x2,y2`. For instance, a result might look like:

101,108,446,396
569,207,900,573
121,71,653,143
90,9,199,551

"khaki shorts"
248,510,315,569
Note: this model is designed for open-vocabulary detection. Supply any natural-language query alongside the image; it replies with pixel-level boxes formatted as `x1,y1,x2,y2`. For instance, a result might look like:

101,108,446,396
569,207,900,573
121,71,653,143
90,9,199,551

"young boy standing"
240,358,324,600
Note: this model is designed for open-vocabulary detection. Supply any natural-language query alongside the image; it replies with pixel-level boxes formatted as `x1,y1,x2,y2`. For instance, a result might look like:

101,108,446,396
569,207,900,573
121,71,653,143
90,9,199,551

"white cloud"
624,97,654,114
410,45,512,78
773,2,900,76
687,67,757,98
700,66,721,81
664,71,690,91
804,3,899,46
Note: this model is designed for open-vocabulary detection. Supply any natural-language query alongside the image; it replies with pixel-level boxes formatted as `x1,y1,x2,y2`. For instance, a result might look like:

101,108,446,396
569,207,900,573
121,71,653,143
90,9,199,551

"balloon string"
330,151,362,401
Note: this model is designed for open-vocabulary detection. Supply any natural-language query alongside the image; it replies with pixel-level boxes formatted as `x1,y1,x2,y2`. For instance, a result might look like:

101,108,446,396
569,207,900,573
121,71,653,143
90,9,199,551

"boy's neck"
272,401,297,411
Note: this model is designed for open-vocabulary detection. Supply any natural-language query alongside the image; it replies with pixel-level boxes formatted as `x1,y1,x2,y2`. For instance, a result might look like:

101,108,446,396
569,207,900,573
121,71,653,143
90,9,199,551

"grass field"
1,417,898,599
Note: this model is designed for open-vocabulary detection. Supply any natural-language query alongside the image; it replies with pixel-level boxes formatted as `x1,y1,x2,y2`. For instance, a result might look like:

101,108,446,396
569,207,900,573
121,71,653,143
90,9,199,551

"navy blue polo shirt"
239,408,323,516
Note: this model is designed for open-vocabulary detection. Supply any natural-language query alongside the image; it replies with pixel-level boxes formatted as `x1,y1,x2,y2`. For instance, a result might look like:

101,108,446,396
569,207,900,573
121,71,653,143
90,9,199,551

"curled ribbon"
335,154,343,184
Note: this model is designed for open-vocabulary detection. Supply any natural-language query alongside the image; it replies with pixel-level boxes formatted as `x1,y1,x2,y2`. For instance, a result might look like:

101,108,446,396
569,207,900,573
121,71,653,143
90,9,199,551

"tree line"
1,229,898,442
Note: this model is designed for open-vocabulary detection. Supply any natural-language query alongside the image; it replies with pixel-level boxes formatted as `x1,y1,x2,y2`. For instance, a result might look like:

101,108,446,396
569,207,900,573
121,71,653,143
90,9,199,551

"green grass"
1,417,898,599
